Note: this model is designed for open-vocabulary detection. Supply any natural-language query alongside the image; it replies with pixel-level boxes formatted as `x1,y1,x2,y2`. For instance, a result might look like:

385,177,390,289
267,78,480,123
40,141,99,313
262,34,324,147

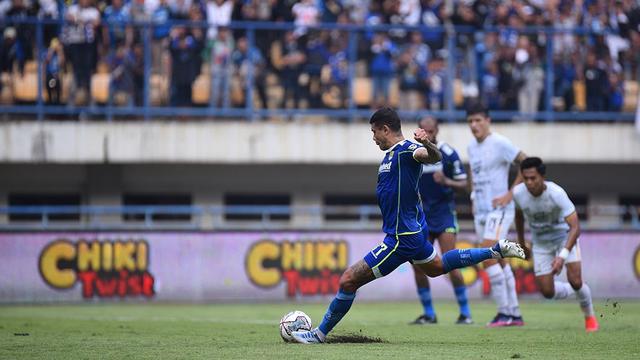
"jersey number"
372,243,388,258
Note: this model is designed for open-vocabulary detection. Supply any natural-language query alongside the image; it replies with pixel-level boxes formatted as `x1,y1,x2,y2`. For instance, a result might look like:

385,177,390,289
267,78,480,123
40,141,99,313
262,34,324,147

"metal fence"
0,19,637,122
1,204,638,231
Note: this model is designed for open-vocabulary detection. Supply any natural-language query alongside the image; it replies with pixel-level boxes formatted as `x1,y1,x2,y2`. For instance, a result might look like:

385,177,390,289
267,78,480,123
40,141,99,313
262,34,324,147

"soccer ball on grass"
279,311,312,342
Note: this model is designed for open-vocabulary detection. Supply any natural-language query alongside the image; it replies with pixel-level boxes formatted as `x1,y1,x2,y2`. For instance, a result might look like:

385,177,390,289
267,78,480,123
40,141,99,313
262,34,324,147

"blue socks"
454,286,471,317
318,290,356,336
417,287,436,318
442,248,495,273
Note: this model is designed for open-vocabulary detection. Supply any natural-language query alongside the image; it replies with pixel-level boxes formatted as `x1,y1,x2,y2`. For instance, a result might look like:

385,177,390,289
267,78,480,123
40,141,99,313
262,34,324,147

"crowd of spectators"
0,0,639,113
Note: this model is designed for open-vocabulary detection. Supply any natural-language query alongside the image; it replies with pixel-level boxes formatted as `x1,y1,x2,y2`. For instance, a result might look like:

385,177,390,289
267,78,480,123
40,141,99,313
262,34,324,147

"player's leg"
476,211,512,326
411,264,437,324
565,245,598,332
533,244,572,300
292,235,406,344
411,227,437,324
490,210,522,325
415,238,523,277
437,230,472,324
482,209,523,325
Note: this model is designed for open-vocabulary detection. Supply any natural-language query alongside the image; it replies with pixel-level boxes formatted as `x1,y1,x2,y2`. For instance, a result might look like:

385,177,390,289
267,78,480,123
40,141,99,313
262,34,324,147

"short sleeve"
552,185,576,218
447,147,467,180
512,184,525,209
408,143,424,162
498,135,520,163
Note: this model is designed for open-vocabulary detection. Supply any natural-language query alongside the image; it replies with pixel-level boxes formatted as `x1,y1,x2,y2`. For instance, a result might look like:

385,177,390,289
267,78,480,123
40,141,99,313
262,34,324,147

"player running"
410,116,472,325
466,103,528,327
292,108,525,344
513,157,599,332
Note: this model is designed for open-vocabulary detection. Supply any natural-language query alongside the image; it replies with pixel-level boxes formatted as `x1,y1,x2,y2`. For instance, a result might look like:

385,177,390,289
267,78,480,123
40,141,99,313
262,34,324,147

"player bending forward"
513,157,599,332
291,108,525,344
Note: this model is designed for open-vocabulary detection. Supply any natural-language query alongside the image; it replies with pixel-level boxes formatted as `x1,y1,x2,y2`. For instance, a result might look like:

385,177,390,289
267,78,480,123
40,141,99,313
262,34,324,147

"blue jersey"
377,140,425,236
419,141,466,211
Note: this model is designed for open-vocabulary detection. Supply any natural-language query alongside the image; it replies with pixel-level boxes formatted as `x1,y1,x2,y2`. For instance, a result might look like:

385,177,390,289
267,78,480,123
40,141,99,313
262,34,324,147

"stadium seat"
624,81,638,112
61,73,72,103
353,77,372,107
453,79,464,107
0,73,14,104
12,72,39,102
573,80,586,111
150,74,169,106
24,61,38,74
96,62,110,74
192,74,210,105
389,78,399,107
91,73,110,104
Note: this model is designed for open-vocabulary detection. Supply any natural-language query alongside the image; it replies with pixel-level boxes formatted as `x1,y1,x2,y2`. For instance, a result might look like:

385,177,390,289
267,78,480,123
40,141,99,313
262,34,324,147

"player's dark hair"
418,116,439,129
370,107,402,132
466,102,489,118
521,157,546,176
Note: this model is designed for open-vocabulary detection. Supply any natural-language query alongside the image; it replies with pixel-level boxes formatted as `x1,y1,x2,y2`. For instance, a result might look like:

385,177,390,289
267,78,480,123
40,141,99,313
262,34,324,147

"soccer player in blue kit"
410,116,473,325
292,108,525,344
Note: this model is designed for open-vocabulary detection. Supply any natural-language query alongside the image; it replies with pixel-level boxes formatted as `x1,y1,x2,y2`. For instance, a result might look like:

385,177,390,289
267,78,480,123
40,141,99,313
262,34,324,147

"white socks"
552,281,595,317
503,264,521,317
553,281,573,300
575,283,595,317
486,263,510,315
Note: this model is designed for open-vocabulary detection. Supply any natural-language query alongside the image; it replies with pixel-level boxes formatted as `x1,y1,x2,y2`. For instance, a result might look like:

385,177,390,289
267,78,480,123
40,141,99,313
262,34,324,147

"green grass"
0,300,638,359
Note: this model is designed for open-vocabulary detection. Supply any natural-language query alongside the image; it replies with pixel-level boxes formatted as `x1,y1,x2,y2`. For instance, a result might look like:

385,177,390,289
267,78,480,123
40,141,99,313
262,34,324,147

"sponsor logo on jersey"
379,162,392,173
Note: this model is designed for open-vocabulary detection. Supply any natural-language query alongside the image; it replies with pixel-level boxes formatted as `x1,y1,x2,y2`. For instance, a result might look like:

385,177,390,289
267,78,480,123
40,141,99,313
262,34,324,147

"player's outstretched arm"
493,151,528,208
412,128,441,164
433,172,468,191
551,211,581,274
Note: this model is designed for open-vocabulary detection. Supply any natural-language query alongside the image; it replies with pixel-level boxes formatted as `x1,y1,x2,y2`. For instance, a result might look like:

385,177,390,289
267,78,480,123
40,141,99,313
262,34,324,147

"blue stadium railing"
0,205,638,230
0,18,637,122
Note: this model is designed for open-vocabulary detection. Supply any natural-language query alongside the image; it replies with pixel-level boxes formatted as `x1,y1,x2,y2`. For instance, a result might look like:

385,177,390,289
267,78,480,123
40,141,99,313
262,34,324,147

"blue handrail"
0,204,637,230
0,18,636,122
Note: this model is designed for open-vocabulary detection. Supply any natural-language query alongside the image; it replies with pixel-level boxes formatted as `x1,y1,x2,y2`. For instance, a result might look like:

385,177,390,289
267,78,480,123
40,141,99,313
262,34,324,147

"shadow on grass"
327,333,386,343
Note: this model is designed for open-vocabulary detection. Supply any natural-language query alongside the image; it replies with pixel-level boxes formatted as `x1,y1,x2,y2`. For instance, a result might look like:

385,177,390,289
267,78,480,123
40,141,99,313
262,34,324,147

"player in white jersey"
466,103,528,327
513,157,599,332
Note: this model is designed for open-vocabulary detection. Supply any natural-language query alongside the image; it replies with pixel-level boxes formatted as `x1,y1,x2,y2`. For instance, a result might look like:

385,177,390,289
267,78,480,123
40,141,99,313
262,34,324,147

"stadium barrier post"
143,21,152,121
445,25,456,123
347,30,357,123
544,27,555,122
36,20,44,121
246,27,256,122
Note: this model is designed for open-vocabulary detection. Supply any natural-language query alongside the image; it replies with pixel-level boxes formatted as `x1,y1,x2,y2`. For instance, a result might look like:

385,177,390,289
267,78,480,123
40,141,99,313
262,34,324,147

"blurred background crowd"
0,0,639,114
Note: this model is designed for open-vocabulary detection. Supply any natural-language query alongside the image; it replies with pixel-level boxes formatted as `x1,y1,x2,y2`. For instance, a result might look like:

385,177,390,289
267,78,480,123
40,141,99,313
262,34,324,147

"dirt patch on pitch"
328,332,386,343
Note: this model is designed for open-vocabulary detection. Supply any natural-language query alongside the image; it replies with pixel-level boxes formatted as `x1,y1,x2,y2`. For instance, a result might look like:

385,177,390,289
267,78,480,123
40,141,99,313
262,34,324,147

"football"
279,311,312,342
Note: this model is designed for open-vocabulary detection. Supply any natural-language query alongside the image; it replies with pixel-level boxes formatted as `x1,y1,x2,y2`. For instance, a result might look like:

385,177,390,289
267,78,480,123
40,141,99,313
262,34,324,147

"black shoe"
455,314,474,325
410,314,437,325
486,313,512,327
509,315,525,326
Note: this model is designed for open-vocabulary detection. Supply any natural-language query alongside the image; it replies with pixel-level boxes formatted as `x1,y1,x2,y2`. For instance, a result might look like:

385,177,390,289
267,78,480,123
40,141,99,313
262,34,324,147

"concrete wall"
2,121,639,164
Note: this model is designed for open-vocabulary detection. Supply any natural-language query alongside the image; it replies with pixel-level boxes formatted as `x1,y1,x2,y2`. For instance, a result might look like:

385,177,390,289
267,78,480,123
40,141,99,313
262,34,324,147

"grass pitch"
0,300,638,359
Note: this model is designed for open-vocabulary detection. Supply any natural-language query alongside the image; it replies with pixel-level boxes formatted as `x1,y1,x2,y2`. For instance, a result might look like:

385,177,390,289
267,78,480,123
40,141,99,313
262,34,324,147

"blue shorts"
364,232,437,278
425,201,458,235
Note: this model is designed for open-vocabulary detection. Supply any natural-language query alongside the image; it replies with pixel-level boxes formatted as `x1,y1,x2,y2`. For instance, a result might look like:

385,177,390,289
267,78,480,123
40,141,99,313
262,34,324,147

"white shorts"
473,208,514,243
532,241,581,276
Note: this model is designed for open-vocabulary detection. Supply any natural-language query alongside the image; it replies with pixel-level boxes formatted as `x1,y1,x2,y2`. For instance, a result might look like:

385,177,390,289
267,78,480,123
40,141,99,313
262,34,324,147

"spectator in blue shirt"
369,32,396,107
232,36,268,109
